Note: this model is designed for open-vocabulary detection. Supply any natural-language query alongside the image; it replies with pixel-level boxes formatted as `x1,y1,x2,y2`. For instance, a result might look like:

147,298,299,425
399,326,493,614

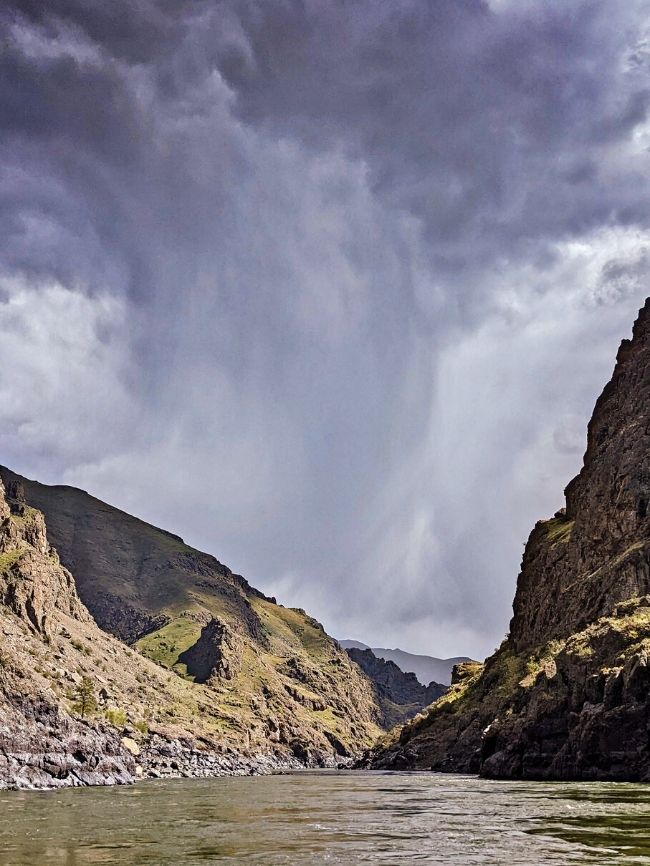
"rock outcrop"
0,694,135,790
0,499,89,636
179,617,242,683
367,298,650,781
346,647,446,727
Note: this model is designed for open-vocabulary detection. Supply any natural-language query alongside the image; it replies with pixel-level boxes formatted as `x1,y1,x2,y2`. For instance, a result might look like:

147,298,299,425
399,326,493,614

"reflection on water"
1,771,650,865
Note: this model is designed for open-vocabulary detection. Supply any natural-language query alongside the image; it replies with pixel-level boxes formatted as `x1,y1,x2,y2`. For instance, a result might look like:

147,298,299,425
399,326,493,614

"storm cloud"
2,0,650,658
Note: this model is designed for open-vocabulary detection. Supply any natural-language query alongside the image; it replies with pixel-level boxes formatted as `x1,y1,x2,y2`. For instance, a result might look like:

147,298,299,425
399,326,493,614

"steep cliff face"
346,647,446,727
0,476,135,788
511,300,650,652
0,468,383,773
368,298,650,781
0,481,88,634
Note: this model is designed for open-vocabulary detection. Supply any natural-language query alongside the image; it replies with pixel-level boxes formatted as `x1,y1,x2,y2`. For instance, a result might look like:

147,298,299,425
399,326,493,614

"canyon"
0,465,445,788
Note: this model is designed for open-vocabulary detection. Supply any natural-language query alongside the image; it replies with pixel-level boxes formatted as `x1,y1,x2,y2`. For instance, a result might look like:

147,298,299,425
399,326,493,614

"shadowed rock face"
179,618,242,683
367,298,650,781
346,648,446,727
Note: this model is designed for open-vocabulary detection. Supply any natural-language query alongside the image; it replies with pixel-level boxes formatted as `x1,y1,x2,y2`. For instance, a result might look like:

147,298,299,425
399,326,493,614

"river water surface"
1,771,650,865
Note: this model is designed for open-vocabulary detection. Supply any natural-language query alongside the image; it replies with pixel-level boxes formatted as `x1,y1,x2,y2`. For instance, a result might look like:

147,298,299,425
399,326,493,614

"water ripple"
1,772,650,864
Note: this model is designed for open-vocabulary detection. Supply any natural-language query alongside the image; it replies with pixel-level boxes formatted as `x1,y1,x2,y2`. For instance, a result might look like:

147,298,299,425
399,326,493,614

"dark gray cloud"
1,0,650,657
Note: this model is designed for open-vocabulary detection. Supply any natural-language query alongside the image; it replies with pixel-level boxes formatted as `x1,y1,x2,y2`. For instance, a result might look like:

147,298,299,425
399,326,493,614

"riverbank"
0,719,347,791
138,734,342,782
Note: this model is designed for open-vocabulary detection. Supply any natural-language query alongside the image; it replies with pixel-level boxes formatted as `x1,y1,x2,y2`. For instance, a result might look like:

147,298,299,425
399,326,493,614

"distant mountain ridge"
339,640,470,686
345,647,446,727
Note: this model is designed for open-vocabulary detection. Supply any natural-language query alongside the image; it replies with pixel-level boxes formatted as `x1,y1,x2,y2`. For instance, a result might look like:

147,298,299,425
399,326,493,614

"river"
1,771,649,864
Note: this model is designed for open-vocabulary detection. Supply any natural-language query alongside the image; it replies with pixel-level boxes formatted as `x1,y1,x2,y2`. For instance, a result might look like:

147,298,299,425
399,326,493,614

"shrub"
71,639,92,656
105,708,128,726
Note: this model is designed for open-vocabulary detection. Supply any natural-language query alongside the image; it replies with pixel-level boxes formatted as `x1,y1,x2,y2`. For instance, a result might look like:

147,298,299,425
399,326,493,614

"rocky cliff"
0,475,134,788
367,298,650,781
0,468,383,787
346,647,446,727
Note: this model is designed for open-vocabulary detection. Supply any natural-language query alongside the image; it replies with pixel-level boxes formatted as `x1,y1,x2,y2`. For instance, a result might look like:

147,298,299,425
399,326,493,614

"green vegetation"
253,598,331,661
546,517,574,544
519,639,566,686
71,676,97,718
614,596,650,617
105,708,128,726
11,506,39,527
70,639,92,656
407,661,484,734
136,616,203,675
0,548,26,573
524,599,650,668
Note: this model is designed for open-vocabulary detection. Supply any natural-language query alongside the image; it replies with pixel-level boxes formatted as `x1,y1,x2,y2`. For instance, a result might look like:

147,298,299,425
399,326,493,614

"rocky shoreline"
138,733,344,782
0,730,341,791
0,703,346,791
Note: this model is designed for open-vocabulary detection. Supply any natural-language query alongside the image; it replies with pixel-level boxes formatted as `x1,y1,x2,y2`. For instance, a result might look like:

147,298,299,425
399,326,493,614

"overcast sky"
2,0,650,659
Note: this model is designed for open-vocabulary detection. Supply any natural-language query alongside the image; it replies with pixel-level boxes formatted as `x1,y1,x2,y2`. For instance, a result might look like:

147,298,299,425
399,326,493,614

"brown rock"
178,617,242,683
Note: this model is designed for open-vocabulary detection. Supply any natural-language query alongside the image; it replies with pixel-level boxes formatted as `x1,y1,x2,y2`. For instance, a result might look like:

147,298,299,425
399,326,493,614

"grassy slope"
1,468,382,755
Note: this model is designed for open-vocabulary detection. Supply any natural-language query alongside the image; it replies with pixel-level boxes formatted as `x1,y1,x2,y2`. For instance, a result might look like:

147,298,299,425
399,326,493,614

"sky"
2,0,650,660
